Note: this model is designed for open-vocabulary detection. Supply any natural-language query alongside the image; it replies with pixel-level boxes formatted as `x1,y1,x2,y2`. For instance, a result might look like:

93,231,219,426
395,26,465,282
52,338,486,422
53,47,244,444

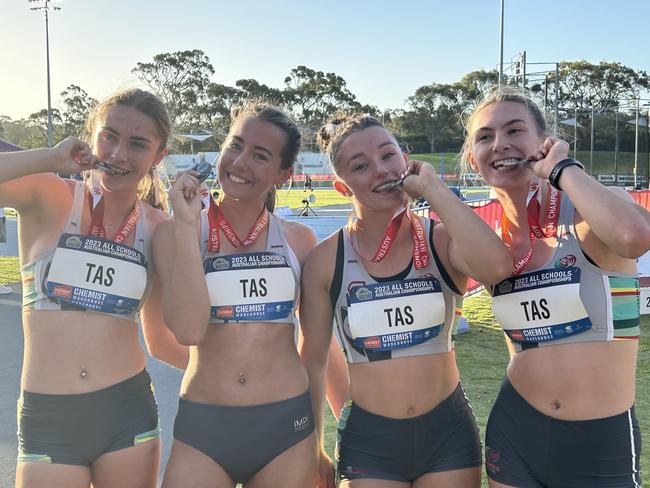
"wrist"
548,159,584,191
174,219,198,234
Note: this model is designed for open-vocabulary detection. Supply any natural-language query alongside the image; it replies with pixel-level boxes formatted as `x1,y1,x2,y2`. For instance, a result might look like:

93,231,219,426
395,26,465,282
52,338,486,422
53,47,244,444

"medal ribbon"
501,184,561,275
207,197,269,253
87,190,140,243
348,208,429,270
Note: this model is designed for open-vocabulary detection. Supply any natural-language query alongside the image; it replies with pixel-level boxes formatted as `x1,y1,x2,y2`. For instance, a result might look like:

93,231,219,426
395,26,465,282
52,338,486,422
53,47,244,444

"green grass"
0,257,20,284
322,292,650,488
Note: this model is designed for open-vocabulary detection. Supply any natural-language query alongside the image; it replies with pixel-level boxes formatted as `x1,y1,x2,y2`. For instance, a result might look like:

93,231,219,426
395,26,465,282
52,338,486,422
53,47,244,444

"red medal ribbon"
87,190,140,243
348,208,430,270
207,197,269,253
502,184,561,275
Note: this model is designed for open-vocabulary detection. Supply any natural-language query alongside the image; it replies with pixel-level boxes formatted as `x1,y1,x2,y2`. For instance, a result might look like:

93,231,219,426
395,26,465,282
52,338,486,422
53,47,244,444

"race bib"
492,266,592,343
46,234,147,315
347,277,445,351
205,251,296,322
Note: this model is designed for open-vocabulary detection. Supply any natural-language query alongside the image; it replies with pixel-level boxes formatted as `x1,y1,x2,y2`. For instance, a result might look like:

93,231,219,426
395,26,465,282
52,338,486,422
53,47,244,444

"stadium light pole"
634,95,640,188
29,0,61,148
498,0,505,87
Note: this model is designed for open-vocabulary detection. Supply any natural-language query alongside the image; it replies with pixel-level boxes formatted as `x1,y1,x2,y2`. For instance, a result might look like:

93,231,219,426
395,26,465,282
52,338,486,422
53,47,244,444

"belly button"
407,406,416,416
239,372,246,385
552,399,561,410
80,365,88,379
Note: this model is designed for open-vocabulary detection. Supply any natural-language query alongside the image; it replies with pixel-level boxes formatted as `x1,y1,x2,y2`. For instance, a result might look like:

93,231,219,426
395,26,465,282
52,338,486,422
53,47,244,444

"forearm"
163,221,210,343
0,148,57,184
307,363,328,450
423,179,512,282
560,167,650,257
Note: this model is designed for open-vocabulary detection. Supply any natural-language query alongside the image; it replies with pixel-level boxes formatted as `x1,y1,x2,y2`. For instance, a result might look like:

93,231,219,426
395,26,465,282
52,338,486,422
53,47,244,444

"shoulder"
303,230,340,277
278,217,318,264
300,234,340,293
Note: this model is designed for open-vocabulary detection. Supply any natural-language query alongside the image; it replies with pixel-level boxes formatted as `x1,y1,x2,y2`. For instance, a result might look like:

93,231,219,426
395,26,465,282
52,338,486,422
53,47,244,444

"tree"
284,66,360,128
235,79,285,107
550,61,649,110
454,70,500,106
59,85,97,137
407,83,460,153
27,108,62,146
132,50,215,130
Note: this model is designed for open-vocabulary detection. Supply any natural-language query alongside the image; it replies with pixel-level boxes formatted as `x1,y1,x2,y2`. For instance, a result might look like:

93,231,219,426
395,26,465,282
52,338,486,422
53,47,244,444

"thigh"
162,439,235,488
90,438,160,488
245,431,318,488
413,466,481,488
16,462,91,488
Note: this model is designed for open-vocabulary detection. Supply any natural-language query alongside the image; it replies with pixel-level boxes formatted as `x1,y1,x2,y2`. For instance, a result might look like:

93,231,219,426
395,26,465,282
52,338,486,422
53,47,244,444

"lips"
96,161,130,176
373,179,401,193
491,158,524,171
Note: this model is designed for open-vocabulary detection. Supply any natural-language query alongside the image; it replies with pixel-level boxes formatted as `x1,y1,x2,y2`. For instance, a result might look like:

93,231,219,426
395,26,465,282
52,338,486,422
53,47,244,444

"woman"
300,114,513,488
461,87,650,488
0,88,187,488
152,102,319,488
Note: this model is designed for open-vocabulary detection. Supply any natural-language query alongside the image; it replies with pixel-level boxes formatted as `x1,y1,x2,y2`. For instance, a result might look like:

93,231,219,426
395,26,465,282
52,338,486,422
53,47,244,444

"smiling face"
335,126,408,210
468,101,546,190
217,116,292,202
93,105,165,192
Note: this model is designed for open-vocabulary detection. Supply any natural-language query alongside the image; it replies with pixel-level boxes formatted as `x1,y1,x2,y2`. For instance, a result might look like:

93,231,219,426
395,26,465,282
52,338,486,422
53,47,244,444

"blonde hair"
458,86,550,180
84,88,171,211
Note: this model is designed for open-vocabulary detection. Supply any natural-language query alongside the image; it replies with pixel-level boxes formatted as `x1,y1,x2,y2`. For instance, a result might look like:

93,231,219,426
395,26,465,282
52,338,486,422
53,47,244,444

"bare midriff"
347,351,460,419
22,309,146,394
181,322,308,406
508,339,637,419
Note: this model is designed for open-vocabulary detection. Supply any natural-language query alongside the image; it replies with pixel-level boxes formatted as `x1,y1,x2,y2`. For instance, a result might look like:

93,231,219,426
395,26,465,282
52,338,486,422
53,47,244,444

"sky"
1,0,648,120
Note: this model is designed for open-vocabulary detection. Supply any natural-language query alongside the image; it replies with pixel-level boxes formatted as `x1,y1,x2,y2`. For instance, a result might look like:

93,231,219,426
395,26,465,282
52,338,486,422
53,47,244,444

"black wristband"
548,158,584,191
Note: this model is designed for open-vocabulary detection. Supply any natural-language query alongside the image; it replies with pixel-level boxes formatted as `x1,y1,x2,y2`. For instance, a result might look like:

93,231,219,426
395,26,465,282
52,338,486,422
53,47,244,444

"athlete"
152,102,320,488
300,113,513,488
460,87,650,487
0,88,187,488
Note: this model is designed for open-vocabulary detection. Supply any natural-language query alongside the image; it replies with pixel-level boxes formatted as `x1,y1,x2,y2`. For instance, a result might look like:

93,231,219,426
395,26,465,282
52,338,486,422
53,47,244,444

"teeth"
96,161,129,176
228,173,249,184
374,180,401,192
493,158,522,170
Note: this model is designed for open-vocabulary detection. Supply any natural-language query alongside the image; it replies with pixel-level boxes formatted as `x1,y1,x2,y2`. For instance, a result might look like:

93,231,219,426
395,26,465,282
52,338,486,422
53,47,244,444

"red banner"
629,190,650,209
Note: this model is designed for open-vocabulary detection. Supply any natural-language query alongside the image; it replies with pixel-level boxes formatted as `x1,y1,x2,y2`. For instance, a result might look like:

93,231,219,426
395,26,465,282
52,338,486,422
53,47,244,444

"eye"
382,151,396,160
477,134,492,142
508,127,523,135
131,141,146,150
229,141,242,151
254,153,268,163
102,132,116,142
353,162,368,172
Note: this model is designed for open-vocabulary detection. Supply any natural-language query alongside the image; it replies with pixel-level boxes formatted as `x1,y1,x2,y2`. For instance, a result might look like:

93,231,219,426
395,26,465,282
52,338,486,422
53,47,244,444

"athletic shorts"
485,377,642,487
18,369,160,466
173,390,314,484
336,383,482,482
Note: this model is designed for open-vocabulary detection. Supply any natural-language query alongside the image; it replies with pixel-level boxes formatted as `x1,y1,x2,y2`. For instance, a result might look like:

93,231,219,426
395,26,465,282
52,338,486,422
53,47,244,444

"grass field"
0,258,646,486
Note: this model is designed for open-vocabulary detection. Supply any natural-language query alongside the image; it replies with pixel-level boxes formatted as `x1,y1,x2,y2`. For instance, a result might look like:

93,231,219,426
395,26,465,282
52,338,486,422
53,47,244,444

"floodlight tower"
28,0,61,148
